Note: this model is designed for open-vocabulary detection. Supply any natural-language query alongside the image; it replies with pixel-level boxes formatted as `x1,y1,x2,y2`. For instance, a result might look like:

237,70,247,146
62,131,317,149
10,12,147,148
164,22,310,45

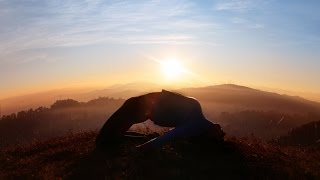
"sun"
145,55,196,83
161,58,185,80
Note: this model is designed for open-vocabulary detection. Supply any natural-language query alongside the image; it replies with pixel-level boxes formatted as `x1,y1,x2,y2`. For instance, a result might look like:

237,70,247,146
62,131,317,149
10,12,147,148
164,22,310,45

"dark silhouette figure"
96,90,225,149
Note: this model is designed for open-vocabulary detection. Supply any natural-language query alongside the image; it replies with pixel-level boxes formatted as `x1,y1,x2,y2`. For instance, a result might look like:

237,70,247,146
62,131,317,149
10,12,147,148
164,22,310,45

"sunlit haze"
161,59,185,80
0,0,320,101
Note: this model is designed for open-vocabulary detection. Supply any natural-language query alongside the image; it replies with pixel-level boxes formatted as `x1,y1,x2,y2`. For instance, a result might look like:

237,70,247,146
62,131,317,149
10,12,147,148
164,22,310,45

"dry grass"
0,131,319,179
230,136,320,179
0,131,96,179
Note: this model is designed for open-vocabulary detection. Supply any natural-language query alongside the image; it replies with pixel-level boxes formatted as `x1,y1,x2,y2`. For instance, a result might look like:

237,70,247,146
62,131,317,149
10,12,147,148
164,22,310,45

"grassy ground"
0,131,319,179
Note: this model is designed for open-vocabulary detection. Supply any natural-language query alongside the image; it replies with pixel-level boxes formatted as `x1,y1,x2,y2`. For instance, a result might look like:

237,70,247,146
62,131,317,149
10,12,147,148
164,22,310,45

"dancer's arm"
96,97,149,147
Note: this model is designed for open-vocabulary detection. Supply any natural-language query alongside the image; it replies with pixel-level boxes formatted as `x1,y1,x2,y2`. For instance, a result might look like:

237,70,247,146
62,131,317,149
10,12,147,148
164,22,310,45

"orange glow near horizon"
0,53,320,103
1,76,320,104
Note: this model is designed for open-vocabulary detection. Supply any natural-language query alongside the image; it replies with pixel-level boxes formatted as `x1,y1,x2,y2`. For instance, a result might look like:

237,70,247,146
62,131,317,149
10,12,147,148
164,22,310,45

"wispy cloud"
214,0,269,12
249,24,265,29
231,17,265,29
214,0,254,12
231,17,247,24
126,35,194,45
214,0,268,32
0,0,217,57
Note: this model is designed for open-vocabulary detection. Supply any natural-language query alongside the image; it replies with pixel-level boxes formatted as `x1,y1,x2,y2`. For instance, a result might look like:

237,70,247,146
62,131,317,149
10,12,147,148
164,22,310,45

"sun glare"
146,55,197,83
161,59,185,80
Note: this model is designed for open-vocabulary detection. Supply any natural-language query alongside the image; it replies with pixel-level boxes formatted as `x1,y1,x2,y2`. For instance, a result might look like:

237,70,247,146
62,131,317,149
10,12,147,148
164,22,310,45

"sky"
0,0,320,100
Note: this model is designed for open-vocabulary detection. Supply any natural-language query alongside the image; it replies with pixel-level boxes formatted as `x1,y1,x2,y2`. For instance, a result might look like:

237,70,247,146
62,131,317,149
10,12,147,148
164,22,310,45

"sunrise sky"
1,0,320,100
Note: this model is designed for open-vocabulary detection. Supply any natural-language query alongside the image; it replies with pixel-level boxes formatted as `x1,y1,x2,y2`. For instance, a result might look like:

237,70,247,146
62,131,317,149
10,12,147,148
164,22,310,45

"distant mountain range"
179,84,320,114
1,83,320,116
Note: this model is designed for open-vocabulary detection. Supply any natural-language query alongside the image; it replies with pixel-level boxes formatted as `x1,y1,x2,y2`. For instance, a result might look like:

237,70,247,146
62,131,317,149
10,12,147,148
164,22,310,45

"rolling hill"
276,120,320,146
1,84,320,146
1,84,320,116
180,84,320,114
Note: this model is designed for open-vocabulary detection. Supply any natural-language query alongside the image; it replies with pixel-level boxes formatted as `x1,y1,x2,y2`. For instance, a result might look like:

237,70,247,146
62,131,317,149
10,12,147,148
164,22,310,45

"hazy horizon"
1,0,320,102
1,82,320,103
1,82,320,118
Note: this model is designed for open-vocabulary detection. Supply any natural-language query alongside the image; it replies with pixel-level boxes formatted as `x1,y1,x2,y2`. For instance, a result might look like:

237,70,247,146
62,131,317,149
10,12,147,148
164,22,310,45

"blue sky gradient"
0,0,319,99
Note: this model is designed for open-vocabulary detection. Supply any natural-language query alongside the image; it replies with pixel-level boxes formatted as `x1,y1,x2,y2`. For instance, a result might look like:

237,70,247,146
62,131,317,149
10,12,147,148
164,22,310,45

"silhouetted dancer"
96,90,225,150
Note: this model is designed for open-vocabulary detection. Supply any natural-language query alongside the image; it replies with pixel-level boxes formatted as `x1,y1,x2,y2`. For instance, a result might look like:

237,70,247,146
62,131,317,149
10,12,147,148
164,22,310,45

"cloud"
0,0,218,58
0,50,63,66
126,35,194,45
231,17,265,29
214,0,269,12
249,24,265,29
231,17,247,24
214,0,254,12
